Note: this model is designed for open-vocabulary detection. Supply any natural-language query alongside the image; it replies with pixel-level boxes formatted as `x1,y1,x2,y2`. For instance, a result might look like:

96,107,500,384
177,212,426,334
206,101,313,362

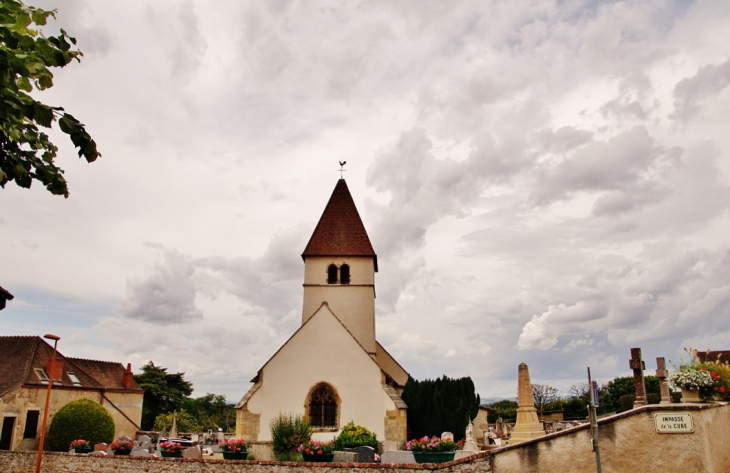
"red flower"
711,371,718,379
317,450,323,454
720,387,726,393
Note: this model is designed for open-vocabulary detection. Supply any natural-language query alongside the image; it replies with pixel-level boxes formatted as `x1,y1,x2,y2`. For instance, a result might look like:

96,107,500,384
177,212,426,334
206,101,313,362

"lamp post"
35,333,60,473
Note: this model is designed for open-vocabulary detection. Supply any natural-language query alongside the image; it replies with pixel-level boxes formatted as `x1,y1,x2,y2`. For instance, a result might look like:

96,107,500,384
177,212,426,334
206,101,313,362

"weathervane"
339,161,347,179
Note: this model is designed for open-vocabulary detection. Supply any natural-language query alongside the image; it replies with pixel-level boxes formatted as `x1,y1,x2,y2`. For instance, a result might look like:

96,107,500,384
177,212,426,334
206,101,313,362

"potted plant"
298,439,336,462
110,439,134,455
669,348,729,402
219,438,249,460
69,439,92,454
159,441,184,458
405,436,459,464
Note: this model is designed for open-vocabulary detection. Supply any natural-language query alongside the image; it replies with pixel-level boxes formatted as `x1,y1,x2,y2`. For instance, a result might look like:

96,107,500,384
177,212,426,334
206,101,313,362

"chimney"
122,363,133,388
47,357,63,381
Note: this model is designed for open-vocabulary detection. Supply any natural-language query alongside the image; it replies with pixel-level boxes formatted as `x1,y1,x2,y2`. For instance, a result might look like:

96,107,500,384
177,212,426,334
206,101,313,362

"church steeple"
302,179,378,271
301,179,377,354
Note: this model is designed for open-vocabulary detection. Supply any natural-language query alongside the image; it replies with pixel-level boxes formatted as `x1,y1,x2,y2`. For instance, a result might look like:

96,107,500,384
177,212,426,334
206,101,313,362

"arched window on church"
307,383,339,430
327,264,338,284
340,264,350,284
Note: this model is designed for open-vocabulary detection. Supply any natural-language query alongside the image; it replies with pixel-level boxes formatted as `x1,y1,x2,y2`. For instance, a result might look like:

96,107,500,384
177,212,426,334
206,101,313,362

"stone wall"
491,403,730,473
0,451,493,472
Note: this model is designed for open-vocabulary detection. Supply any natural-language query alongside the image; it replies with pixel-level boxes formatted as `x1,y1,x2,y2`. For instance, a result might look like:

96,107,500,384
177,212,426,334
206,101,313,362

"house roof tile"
0,335,142,397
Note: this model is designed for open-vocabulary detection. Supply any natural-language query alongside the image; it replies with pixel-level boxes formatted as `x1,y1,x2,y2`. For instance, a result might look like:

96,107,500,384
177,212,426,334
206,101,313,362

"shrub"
647,393,661,404
47,399,115,451
334,421,378,452
618,395,635,412
269,413,311,460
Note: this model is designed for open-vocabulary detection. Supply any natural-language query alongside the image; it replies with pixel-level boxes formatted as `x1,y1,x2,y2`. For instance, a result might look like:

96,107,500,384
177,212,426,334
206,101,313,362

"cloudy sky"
3,0,730,403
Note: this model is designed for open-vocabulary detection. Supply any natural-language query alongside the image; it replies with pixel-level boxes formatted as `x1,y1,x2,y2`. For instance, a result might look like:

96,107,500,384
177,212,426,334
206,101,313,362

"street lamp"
35,333,60,473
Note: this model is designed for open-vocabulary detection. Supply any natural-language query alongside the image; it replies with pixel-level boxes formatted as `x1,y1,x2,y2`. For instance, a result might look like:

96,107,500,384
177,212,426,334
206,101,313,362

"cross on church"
655,357,672,404
338,161,347,179
629,348,647,407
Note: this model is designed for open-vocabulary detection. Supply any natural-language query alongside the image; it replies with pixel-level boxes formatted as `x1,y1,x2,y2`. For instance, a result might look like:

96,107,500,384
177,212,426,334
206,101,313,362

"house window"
33,368,49,384
307,383,339,429
340,264,350,284
23,411,39,439
327,264,338,284
67,372,82,386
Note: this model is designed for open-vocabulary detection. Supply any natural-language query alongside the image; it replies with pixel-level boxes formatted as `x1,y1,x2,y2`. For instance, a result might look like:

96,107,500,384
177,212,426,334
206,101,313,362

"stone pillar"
509,363,545,444
630,348,647,408
656,357,672,404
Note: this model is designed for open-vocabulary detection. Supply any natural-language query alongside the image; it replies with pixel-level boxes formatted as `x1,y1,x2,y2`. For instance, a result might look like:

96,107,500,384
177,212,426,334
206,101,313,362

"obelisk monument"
509,362,545,444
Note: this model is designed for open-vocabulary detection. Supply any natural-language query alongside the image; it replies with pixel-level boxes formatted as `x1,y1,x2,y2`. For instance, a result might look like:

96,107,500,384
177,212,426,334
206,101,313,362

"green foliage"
182,393,237,431
561,397,588,421
134,361,194,430
269,413,311,459
486,399,518,422
0,0,101,197
619,395,635,412
47,398,115,451
153,409,201,433
647,393,661,404
602,376,660,414
334,421,378,451
402,375,480,441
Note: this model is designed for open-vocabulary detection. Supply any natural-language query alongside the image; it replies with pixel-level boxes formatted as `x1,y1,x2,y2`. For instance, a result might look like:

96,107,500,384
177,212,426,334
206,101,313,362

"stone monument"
656,357,672,404
509,363,545,444
630,348,647,407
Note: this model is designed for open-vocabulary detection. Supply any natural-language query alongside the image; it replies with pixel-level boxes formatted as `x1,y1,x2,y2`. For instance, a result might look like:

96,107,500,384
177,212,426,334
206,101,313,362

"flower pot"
160,451,182,458
681,388,702,403
74,447,92,454
412,451,456,464
302,453,334,462
222,451,249,460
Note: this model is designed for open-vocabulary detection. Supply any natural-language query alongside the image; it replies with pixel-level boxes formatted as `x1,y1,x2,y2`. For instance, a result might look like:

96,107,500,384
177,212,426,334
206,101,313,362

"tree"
153,409,201,434
487,399,518,422
182,393,237,431
134,361,194,430
531,383,560,419
401,375,480,441
0,0,100,197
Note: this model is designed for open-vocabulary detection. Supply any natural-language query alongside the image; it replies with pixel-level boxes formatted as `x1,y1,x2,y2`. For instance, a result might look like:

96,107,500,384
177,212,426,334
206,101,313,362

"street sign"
654,413,694,433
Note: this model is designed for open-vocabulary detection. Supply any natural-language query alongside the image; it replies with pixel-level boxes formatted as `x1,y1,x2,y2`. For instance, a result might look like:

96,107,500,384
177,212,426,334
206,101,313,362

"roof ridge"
68,357,123,365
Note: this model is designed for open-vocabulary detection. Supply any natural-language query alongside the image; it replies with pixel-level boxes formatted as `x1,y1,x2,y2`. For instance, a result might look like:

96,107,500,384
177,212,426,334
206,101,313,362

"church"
235,178,409,447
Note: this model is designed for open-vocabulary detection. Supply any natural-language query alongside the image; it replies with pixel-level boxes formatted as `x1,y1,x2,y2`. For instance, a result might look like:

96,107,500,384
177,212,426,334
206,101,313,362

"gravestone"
130,447,151,457
333,451,357,463
344,446,376,463
380,450,415,464
462,420,478,451
137,435,151,448
94,443,108,452
630,347,647,407
89,451,107,456
441,431,453,441
182,445,202,459
120,436,133,442
656,357,672,404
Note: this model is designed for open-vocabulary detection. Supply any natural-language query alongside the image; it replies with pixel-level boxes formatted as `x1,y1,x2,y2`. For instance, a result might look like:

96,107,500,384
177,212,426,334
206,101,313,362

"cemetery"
1,178,729,471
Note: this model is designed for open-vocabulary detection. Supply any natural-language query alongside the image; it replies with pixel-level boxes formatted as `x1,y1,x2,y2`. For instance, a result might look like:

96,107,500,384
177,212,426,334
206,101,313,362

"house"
0,335,143,451
235,178,409,448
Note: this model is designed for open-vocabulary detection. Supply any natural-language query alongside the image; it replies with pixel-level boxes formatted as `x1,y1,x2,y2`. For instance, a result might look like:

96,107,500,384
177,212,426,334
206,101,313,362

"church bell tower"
301,179,378,354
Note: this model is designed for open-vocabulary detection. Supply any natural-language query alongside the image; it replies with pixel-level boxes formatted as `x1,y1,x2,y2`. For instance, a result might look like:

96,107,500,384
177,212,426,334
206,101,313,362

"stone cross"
655,357,672,404
629,348,647,407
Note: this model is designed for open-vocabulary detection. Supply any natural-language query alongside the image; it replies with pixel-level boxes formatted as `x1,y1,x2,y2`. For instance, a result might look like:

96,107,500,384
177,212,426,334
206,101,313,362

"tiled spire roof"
302,179,377,271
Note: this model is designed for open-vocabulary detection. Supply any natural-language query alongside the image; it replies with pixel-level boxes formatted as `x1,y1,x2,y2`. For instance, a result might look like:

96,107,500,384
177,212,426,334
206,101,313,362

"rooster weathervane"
339,161,346,179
